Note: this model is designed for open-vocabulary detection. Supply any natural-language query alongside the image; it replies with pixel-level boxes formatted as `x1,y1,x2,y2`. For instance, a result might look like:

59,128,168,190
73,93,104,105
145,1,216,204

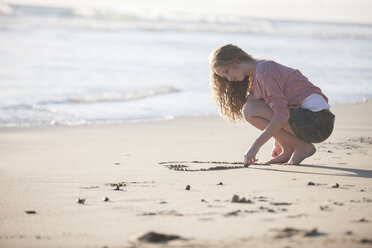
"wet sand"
0,101,372,248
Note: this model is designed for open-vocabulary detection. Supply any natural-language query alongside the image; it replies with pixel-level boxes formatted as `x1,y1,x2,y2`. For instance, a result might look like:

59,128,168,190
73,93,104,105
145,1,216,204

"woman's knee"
242,99,259,122
242,99,272,122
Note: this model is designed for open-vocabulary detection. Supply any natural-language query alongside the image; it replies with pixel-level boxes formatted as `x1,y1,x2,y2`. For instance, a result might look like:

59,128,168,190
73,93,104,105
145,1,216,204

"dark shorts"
288,108,335,143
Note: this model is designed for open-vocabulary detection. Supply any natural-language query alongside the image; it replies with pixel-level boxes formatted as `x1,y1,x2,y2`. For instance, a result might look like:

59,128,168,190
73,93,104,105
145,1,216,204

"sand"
0,101,372,248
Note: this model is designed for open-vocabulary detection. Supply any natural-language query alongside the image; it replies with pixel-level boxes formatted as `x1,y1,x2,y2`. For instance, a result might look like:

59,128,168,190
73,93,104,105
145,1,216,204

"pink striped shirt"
249,60,328,124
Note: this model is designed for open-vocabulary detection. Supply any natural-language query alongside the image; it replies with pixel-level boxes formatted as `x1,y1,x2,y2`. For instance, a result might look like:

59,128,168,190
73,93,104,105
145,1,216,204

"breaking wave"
2,3,372,39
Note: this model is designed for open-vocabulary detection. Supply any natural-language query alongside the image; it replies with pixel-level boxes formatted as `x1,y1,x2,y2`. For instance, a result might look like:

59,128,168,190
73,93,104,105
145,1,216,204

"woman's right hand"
271,140,282,157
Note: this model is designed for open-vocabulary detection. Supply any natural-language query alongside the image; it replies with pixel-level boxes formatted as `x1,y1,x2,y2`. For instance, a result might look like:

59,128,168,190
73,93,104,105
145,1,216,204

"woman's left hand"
244,146,259,167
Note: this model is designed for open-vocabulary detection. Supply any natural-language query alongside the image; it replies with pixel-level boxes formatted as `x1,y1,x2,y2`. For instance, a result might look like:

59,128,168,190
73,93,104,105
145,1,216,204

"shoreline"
1,99,371,132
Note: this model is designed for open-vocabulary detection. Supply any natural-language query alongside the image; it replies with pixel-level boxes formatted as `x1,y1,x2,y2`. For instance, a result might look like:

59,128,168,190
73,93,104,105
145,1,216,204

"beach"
1,1,372,247
1,101,371,248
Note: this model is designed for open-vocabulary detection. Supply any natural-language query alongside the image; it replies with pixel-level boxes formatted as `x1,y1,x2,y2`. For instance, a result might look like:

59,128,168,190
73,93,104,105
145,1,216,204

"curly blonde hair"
209,44,254,123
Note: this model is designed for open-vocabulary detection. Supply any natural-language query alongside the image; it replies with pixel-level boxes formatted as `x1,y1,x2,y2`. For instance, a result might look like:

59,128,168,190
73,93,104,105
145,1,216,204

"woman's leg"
242,99,316,165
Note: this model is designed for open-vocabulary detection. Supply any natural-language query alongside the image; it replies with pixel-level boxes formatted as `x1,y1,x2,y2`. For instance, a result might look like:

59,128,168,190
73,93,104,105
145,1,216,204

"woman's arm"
244,118,283,166
244,61,290,166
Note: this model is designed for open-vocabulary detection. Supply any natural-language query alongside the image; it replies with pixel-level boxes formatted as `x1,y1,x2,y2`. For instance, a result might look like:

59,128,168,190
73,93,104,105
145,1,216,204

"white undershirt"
301,94,330,112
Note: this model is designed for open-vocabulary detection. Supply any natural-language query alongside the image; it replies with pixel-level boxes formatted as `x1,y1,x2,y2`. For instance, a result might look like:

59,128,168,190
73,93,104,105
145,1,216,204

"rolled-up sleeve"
261,73,290,124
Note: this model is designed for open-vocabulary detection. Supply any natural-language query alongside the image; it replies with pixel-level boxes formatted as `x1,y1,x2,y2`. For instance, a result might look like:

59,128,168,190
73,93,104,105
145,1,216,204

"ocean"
1,1,372,127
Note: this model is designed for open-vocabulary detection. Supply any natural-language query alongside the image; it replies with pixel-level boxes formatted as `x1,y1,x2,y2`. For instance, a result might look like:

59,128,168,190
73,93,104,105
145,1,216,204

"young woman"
209,44,335,166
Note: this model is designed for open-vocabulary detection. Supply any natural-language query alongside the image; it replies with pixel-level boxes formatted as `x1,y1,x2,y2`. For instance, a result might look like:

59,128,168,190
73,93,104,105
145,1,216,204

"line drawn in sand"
159,160,270,171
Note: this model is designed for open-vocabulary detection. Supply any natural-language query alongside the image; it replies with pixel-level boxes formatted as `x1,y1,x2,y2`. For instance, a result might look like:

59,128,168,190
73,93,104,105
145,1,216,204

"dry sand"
0,101,372,248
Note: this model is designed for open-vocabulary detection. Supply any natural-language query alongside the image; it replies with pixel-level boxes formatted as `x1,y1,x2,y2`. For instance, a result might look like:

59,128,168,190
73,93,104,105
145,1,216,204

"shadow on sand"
250,163,372,179
159,161,372,178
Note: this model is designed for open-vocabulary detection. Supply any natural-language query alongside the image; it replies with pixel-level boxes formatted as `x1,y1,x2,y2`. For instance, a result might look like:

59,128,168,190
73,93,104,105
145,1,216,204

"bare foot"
266,144,294,164
287,143,316,165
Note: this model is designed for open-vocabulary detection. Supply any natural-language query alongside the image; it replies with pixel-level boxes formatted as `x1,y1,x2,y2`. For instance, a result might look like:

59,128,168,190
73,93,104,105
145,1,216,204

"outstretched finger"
246,157,257,166
244,157,252,167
